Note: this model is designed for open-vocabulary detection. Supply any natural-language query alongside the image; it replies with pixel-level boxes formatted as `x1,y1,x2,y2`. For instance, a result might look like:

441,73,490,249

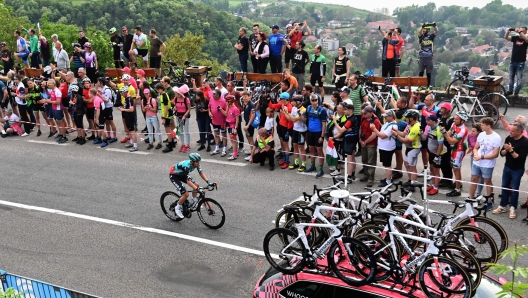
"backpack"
103,86,118,105
252,111,261,128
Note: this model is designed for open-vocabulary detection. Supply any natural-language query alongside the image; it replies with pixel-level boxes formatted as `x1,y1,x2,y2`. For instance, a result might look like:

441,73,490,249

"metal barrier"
0,270,100,298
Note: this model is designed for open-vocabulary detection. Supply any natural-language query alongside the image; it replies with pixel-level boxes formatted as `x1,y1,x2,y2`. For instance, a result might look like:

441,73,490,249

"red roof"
472,44,493,54
469,67,481,74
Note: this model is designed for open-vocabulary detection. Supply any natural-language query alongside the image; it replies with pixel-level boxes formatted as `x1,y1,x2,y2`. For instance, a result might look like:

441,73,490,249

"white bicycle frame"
450,88,488,116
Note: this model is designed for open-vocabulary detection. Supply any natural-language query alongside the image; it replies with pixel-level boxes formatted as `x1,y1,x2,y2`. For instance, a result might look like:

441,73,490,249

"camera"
510,28,516,31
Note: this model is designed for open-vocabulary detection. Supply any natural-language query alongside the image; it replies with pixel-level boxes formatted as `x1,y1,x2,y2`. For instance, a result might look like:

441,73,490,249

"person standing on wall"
249,24,260,73
234,27,249,73
504,27,528,97
417,22,438,92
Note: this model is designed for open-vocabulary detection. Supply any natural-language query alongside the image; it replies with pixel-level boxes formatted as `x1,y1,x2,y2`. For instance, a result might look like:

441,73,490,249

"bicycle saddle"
449,200,466,208
374,209,399,216
432,211,456,220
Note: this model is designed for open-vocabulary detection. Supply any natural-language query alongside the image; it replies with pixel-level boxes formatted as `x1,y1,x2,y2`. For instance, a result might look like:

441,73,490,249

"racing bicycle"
438,87,500,126
160,183,225,229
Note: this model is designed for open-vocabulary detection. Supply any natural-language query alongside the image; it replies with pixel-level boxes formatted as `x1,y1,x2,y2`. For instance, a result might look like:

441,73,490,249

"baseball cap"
271,25,279,30
381,110,395,118
426,114,438,122
340,87,350,94
286,24,292,28
279,92,290,100
362,106,375,114
343,103,354,110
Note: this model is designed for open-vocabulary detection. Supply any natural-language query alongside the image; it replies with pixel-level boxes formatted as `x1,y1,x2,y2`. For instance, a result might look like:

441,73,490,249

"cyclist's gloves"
207,181,213,187
197,187,204,194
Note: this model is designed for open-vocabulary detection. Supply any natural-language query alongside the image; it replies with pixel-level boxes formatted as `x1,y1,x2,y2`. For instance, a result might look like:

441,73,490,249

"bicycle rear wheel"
457,216,508,254
160,191,184,222
354,233,395,282
441,244,482,295
418,256,473,298
446,79,469,100
470,102,499,126
196,198,225,229
480,92,508,116
327,237,377,287
263,228,306,274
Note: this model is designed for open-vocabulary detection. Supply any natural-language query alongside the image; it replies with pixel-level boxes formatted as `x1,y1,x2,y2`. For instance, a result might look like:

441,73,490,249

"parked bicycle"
161,60,190,85
160,183,225,229
438,87,501,126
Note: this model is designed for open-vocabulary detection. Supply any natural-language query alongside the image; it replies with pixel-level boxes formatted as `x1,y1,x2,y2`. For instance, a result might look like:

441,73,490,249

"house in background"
366,19,398,32
319,36,340,51
327,20,342,28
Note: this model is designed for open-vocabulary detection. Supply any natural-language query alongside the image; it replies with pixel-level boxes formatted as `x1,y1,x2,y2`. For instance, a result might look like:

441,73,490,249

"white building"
320,37,339,51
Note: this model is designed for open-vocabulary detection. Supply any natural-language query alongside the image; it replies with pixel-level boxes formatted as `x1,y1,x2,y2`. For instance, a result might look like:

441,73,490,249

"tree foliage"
4,0,253,68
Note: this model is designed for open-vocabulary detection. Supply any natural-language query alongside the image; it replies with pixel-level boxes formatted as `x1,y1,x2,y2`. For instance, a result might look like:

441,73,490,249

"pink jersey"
49,88,62,111
226,105,240,128
208,98,227,126
93,95,105,110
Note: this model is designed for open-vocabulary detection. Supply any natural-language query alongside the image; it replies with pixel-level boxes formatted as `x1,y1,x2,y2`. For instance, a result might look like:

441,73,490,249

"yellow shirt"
117,83,136,105
406,122,421,149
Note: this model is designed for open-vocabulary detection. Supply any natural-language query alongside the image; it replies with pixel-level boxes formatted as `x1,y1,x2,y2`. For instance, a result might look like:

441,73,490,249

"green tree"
435,64,451,88
436,50,454,65
164,32,206,66
365,45,380,70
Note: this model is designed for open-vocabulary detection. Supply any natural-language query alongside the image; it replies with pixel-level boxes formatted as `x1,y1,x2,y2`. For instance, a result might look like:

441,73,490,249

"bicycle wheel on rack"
446,79,469,100
470,102,499,126
480,92,508,116
446,225,498,271
418,256,473,298
160,191,184,222
263,228,306,274
354,233,395,282
283,217,331,250
196,198,225,229
327,237,377,287
457,216,508,254
441,244,482,295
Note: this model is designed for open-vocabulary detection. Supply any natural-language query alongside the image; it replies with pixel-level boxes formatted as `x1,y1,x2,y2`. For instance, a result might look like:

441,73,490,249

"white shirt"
216,86,228,98
4,113,20,124
14,82,26,105
265,117,274,131
474,131,502,168
100,86,114,108
378,121,397,151
291,106,307,132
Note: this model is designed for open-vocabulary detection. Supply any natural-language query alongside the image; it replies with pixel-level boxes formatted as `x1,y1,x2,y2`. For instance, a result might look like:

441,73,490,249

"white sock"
133,142,137,148
223,146,226,152
1,130,5,134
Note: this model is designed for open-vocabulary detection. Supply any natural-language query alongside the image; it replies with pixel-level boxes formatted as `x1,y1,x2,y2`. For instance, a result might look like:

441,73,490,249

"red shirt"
290,30,303,47
268,102,293,129
360,116,381,146
394,35,404,57
59,82,68,99
83,88,94,108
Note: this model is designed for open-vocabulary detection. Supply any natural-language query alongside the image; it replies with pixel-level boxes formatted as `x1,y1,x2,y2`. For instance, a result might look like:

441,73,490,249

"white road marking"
27,140,67,146
200,158,247,167
0,199,270,257
105,148,151,155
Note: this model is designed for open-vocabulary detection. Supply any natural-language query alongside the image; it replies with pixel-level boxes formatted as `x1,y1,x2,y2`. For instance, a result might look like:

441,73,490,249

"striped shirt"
349,84,366,116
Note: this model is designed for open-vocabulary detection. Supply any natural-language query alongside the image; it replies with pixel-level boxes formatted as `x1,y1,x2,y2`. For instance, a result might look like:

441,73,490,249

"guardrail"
0,270,100,298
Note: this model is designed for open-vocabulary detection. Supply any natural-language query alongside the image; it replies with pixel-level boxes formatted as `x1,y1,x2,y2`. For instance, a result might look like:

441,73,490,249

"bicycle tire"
480,92,508,116
470,101,499,126
274,202,314,229
446,79,469,100
283,217,332,250
446,225,498,271
263,228,306,275
160,191,184,222
418,256,473,297
327,237,377,287
196,198,225,229
457,216,508,254
441,244,482,295
354,233,395,282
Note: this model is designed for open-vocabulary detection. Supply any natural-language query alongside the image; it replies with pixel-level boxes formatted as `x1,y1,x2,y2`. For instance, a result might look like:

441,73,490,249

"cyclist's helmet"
189,153,202,162
279,92,290,100
119,86,129,93
43,66,52,75
82,77,91,84
292,94,304,103
122,74,131,81
84,42,92,48
403,109,420,120
70,84,79,93
439,102,452,112
456,111,469,122
72,43,81,48
0,42,6,47
109,27,117,34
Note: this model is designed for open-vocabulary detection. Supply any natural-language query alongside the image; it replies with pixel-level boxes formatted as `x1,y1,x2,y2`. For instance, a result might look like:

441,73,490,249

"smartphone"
217,106,221,110
370,118,374,124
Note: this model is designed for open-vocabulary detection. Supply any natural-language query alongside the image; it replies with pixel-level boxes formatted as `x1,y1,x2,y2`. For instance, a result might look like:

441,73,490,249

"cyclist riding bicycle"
169,153,213,218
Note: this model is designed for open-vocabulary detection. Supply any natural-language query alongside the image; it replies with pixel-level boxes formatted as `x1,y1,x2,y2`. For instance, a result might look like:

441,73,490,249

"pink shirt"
128,77,138,91
175,97,190,114
93,95,105,110
226,105,240,128
208,98,227,126
506,124,528,137
468,134,478,149
142,98,157,117
48,88,62,111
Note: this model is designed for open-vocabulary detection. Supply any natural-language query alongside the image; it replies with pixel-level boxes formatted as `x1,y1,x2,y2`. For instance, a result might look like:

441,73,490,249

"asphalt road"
0,104,527,297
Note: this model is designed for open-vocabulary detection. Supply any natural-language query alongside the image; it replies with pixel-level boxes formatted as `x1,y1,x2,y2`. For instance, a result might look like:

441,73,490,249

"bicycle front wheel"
470,102,499,126
160,191,183,222
446,79,469,100
328,237,377,287
263,228,306,274
457,216,508,254
481,92,508,116
354,233,395,282
418,256,473,298
446,226,498,271
196,198,225,229
441,244,482,295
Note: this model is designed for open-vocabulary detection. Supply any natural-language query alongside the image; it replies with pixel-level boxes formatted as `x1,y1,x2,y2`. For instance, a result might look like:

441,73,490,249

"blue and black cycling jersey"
170,160,203,178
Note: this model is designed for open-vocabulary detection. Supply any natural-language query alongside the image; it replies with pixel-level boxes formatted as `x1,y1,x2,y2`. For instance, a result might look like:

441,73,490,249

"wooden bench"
24,68,43,78
367,76,429,95
232,72,284,84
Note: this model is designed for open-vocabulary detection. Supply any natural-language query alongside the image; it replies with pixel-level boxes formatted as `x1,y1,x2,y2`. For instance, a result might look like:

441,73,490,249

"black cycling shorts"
170,174,190,195
291,130,306,145
310,76,324,87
